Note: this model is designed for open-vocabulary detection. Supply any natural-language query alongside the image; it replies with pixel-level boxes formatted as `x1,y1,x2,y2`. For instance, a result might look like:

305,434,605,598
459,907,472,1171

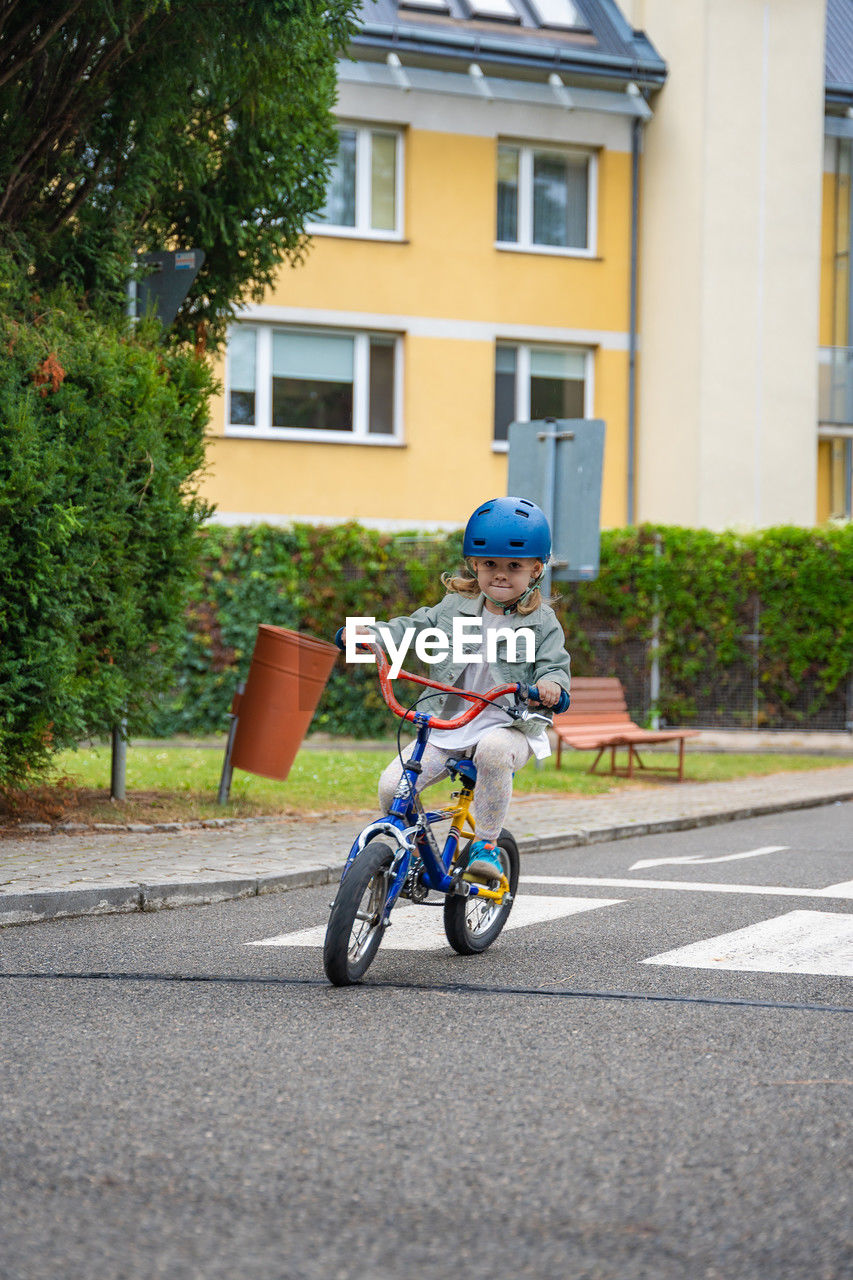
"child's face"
472,557,543,610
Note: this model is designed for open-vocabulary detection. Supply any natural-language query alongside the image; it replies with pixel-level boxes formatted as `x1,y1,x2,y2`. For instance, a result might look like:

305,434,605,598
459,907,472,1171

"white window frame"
492,341,594,453
307,122,405,241
496,140,598,258
225,324,404,445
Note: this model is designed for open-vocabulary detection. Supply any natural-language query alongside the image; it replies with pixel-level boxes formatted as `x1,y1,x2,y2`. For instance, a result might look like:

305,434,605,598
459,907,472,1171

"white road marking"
519,876,853,899
819,881,853,897
628,845,788,872
643,910,853,977
246,895,622,952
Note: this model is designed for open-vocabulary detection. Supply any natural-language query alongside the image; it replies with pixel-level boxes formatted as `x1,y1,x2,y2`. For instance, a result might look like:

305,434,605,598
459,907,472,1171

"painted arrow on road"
628,845,788,872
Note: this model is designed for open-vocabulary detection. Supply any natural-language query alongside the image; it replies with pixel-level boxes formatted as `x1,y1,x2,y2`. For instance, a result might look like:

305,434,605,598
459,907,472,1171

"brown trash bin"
230,625,340,782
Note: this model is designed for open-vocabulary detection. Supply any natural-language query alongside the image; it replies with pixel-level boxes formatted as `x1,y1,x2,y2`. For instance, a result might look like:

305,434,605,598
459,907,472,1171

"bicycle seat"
446,756,477,785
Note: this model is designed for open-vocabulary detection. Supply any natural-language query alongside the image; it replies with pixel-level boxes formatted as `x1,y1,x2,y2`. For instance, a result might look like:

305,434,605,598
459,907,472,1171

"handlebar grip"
527,685,570,713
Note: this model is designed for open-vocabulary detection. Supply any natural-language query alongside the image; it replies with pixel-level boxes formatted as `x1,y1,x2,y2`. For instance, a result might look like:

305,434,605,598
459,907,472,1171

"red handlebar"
357,640,518,729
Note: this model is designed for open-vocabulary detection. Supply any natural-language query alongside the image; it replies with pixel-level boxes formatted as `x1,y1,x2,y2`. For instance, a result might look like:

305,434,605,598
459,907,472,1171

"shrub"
153,522,853,737
0,260,213,783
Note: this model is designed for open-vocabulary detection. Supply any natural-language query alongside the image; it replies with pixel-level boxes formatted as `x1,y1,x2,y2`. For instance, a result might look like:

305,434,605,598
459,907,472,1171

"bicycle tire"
324,841,395,986
443,828,519,956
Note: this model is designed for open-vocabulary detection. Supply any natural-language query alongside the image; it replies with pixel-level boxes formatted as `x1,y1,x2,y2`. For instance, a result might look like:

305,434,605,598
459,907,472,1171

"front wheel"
324,841,395,986
443,828,519,956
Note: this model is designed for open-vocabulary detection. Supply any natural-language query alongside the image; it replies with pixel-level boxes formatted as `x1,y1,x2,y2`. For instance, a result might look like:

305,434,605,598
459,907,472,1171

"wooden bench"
552,677,699,781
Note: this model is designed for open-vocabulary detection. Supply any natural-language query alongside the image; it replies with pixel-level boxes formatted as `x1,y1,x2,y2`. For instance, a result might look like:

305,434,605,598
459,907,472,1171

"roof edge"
351,23,667,86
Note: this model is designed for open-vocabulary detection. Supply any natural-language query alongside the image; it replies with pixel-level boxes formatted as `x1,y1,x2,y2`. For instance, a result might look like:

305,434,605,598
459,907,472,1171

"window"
493,343,589,444
528,0,583,28
311,125,402,237
228,326,257,426
226,326,400,442
497,142,594,253
469,0,519,19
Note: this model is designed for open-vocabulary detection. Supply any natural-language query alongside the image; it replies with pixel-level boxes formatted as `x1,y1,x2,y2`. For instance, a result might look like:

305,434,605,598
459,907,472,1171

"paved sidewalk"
1,764,852,927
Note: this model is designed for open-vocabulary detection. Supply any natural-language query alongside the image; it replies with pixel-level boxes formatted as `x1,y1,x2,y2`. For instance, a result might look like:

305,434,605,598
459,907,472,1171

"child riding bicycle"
343,497,571,887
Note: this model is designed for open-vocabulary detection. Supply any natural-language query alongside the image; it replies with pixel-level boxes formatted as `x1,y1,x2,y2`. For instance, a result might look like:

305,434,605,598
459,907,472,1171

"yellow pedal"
460,872,510,901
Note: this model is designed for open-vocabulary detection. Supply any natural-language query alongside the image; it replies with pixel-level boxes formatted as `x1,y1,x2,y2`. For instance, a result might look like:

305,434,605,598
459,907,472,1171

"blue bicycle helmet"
463,497,551,561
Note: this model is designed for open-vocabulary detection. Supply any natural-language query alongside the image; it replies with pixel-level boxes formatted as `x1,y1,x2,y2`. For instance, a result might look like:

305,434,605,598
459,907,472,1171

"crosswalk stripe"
519,876,853,899
643,910,853,976
246,894,623,952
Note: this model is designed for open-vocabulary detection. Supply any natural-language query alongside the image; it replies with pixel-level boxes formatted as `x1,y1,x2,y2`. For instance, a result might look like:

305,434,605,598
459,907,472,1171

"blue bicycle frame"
338,698,531,923
333,632,569,922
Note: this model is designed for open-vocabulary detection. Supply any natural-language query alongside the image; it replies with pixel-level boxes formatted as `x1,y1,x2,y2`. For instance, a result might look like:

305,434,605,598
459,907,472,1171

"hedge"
153,522,853,738
0,260,213,785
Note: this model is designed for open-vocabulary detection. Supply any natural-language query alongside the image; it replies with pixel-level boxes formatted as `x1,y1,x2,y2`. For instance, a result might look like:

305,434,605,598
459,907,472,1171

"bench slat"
554,676,696,781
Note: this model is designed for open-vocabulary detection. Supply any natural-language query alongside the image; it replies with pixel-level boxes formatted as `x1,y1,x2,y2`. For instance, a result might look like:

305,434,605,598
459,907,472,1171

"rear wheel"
443,828,519,955
323,841,395,986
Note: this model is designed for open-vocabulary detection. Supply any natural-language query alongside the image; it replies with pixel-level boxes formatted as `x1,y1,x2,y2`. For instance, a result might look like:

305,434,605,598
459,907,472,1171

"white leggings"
377,726,532,844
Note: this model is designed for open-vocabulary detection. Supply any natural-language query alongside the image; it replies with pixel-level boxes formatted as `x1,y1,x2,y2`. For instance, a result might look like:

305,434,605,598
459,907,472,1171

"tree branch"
0,0,86,91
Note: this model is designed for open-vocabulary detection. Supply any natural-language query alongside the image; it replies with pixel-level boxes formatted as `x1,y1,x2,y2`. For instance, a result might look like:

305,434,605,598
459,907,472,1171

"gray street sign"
507,418,606,581
134,249,204,328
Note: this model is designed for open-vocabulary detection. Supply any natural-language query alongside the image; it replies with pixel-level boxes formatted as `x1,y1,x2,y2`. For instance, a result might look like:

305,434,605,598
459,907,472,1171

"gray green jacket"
371,592,571,740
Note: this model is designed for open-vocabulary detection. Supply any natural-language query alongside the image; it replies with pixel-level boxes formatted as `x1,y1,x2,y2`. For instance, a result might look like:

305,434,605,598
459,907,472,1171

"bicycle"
323,636,568,986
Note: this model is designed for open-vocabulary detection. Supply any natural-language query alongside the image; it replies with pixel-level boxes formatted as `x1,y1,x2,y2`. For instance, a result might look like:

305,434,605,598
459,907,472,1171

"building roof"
826,0,853,106
350,0,667,90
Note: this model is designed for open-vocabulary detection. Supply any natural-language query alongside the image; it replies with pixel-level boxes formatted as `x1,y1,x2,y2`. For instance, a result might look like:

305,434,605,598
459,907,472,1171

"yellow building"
204,0,663,530
203,0,852,530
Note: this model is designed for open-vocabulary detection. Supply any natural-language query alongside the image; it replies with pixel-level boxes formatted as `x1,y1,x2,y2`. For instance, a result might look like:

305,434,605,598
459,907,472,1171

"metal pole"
536,419,575,597
109,270,137,803
649,533,662,729
752,598,761,731
217,683,244,805
540,419,558,600
110,720,127,801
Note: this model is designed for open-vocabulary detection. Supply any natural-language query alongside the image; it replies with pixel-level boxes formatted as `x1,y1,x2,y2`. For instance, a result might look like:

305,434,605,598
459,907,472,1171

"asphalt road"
2,804,851,1280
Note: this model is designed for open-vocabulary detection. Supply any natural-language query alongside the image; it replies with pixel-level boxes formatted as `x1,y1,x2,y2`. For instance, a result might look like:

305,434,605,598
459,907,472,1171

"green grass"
4,739,845,827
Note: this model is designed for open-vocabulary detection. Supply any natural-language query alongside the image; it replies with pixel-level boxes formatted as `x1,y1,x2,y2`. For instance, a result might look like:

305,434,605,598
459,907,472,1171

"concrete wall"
626,0,826,528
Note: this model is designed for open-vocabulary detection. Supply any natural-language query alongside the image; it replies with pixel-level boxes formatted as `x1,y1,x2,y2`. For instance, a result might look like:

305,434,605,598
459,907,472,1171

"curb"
0,866,343,927
2,788,850,929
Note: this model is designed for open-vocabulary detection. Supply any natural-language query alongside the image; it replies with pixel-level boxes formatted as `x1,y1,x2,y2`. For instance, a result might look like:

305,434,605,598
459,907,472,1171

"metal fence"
385,535,853,734
585,629,853,732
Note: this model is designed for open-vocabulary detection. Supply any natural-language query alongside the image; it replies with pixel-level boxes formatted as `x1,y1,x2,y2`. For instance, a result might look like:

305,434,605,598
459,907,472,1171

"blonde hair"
441,564,554,616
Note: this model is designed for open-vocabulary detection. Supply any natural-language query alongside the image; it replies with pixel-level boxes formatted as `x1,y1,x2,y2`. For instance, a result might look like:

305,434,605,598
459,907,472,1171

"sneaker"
464,839,505,884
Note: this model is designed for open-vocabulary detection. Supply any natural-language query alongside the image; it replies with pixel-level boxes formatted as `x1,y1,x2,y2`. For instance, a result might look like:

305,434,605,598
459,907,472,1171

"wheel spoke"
347,870,389,960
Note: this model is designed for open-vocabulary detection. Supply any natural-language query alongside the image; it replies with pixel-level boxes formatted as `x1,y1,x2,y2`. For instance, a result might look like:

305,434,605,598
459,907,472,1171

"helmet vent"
509,540,525,548
515,508,530,518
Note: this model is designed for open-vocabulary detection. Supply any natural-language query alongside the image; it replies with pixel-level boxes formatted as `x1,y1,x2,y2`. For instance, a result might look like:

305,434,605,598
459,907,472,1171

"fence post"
110,719,127,801
648,533,662,729
752,598,761,731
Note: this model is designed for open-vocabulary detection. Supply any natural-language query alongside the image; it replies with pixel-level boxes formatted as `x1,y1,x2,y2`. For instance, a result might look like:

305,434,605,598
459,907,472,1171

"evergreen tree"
0,0,356,347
